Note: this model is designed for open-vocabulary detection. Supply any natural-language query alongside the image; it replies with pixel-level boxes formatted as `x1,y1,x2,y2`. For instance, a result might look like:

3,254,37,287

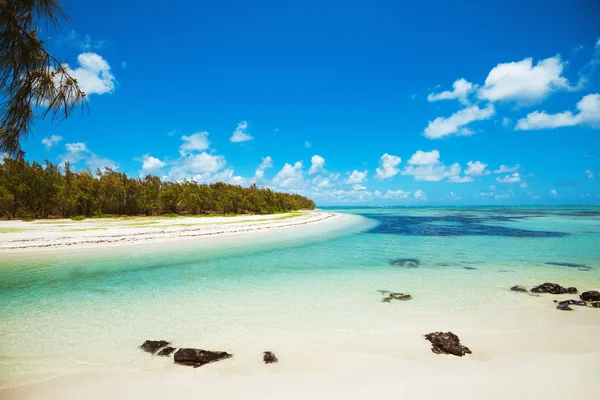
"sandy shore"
0,211,338,251
1,301,599,400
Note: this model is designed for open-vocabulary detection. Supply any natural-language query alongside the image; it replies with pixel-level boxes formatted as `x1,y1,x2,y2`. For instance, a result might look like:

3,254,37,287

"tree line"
0,157,315,219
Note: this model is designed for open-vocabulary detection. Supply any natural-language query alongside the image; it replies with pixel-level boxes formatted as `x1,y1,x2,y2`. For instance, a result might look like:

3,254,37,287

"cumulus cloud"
180,131,210,153
65,53,116,96
230,121,253,143
427,78,476,104
407,150,440,165
345,170,368,184
402,162,462,182
308,155,326,174
375,154,402,180
464,161,489,176
515,93,600,130
41,135,63,150
494,164,520,174
139,154,165,176
496,172,521,183
253,156,273,181
414,189,427,200
272,161,305,188
60,142,118,171
478,56,570,105
384,190,410,199
447,175,474,183
424,104,495,139
164,152,228,182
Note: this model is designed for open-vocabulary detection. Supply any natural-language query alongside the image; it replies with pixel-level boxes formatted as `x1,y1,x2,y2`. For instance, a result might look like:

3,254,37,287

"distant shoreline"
0,211,339,252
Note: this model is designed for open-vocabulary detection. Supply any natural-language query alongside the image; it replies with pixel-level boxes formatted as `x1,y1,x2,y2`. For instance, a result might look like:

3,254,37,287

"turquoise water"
1,207,599,387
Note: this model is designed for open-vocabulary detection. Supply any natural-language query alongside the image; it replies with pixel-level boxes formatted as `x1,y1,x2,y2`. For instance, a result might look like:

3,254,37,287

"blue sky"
18,0,600,205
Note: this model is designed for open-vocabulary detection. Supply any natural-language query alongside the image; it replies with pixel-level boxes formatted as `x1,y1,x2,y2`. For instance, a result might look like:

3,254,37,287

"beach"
1,207,599,399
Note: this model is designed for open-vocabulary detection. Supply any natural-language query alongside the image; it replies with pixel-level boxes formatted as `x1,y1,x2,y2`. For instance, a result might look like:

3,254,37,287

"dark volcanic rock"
510,285,528,292
580,291,600,302
590,302,600,308
558,299,587,307
173,348,232,367
556,304,573,311
567,287,578,294
424,331,471,357
156,346,176,356
388,292,412,301
263,351,278,364
530,283,576,295
389,258,420,268
140,340,170,354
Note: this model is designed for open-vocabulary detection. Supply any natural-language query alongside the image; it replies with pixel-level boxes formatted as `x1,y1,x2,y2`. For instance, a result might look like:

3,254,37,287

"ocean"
1,206,599,388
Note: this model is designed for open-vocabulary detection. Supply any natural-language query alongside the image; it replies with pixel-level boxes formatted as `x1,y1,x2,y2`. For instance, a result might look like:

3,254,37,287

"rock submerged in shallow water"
156,346,176,356
140,340,171,354
382,292,412,302
173,348,232,367
590,302,600,308
424,331,471,357
530,283,577,295
556,304,573,311
558,299,587,307
389,258,420,268
263,351,278,364
510,285,528,292
580,291,600,302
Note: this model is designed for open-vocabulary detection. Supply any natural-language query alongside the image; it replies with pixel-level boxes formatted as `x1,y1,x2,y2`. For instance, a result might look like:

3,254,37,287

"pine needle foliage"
1,0,85,157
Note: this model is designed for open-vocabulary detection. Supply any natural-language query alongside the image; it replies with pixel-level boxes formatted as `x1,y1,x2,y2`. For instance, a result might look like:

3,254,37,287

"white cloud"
402,162,462,182
60,142,118,171
304,141,312,148
308,155,326,174
414,189,427,200
41,135,63,150
65,53,116,96
424,104,495,139
494,164,520,174
550,189,558,198
478,56,570,105
253,156,273,181
585,170,595,179
384,190,410,199
180,131,210,153
164,152,227,182
230,121,253,143
375,153,402,180
345,170,368,184
139,154,165,176
312,176,332,188
407,150,440,165
427,78,476,104
447,175,474,183
464,160,489,176
496,172,521,183
272,161,305,189
515,93,600,130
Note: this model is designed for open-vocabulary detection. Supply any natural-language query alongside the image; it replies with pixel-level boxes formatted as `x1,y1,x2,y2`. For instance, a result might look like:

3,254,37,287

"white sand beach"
0,211,338,252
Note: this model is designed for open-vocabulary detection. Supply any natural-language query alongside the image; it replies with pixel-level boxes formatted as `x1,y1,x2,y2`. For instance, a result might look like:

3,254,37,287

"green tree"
1,0,86,157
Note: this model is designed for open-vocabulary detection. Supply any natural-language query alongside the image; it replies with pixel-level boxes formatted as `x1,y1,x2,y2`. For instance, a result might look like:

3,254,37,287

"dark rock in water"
263,351,278,364
557,299,587,307
510,285,528,292
580,291,600,302
463,267,477,270
389,292,412,301
556,304,573,311
545,262,591,270
424,331,471,357
156,346,176,357
389,258,420,268
140,340,170,354
383,292,412,302
567,287,578,294
530,283,576,295
590,302,600,308
173,348,232,368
